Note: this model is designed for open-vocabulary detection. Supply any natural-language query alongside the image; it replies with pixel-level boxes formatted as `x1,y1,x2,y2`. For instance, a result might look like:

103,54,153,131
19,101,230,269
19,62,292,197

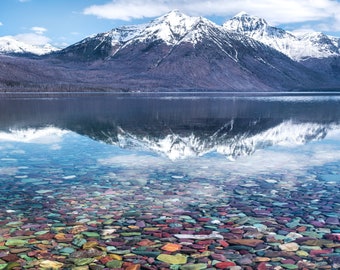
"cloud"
15,33,51,46
13,26,50,46
31,26,47,35
0,22,3,26
83,0,340,30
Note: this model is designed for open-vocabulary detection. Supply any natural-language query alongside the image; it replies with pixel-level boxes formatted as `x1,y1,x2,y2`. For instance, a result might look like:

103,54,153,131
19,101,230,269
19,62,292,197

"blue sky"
1,0,340,48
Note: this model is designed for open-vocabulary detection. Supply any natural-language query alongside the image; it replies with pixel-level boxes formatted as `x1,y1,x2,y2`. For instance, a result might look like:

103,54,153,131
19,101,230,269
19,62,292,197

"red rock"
36,233,55,240
215,261,236,268
325,234,340,241
211,253,227,261
1,253,20,262
99,256,113,264
310,249,333,256
228,239,264,247
197,218,211,222
218,240,229,247
197,240,214,245
257,261,268,270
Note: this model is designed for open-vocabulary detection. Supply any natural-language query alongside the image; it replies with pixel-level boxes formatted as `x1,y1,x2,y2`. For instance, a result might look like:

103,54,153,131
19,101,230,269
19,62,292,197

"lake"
0,93,339,269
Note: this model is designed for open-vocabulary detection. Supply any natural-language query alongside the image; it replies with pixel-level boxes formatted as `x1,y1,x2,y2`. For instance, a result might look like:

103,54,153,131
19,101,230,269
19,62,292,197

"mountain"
0,36,59,56
51,10,323,91
0,10,339,92
223,12,340,61
115,121,331,160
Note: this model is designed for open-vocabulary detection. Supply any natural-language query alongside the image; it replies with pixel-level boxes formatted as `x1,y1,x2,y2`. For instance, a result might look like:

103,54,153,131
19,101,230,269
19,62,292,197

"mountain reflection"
0,94,339,159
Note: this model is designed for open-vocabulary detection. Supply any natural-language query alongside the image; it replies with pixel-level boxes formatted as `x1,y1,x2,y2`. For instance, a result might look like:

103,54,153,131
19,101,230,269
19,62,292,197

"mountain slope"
52,10,322,91
0,36,59,56
223,12,340,61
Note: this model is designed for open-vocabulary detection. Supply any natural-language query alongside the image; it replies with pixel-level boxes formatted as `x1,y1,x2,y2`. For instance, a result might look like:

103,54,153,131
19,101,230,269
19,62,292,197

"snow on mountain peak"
0,35,59,55
133,10,200,45
223,12,340,61
223,12,269,35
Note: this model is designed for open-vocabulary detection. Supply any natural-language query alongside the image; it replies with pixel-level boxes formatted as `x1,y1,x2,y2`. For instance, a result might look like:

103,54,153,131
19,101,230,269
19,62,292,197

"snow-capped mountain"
53,10,322,91
0,36,59,56
223,12,340,61
1,10,340,91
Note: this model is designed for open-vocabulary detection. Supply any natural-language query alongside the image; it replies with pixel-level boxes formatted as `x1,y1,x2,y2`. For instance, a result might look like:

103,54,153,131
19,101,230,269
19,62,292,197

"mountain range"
1,10,340,92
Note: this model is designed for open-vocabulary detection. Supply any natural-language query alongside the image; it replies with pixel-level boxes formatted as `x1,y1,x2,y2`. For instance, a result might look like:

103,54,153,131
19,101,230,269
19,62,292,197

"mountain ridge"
0,10,340,92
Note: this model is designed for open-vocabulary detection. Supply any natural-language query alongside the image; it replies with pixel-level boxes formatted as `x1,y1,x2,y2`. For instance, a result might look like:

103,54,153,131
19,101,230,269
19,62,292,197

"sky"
1,0,340,48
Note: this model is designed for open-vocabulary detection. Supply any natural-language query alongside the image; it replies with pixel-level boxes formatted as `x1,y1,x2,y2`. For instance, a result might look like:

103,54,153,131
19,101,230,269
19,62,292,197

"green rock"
6,222,23,227
296,250,309,257
106,246,117,252
111,250,131,255
72,238,87,247
157,253,188,265
281,264,298,269
82,232,100,238
180,263,208,270
73,258,95,266
34,230,50,236
103,219,114,225
0,264,7,270
5,239,27,247
120,232,141,237
106,260,123,268
300,245,322,251
59,247,75,254
19,254,34,262
4,262,21,270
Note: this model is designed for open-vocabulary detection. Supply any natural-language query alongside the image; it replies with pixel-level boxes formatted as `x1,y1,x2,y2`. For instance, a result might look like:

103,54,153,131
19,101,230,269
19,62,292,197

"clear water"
0,93,339,269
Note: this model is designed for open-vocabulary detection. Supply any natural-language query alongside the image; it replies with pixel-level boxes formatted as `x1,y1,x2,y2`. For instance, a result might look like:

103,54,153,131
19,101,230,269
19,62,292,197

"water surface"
0,93,339,269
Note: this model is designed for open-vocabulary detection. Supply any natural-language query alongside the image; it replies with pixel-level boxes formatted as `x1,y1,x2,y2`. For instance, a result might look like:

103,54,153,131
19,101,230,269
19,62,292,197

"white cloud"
14,27,49,46
0,22,3,26
15,33,51,46
83,0,340,31
31,26,47,35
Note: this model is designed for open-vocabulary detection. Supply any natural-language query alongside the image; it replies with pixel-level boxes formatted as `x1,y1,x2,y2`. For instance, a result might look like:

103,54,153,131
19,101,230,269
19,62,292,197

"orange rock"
137,239,155,246
54,233,67,241
83,240,98,249
126,264,141,270
109,254,122,260
161,243,182,252
296,226,307,232
69,225,87,234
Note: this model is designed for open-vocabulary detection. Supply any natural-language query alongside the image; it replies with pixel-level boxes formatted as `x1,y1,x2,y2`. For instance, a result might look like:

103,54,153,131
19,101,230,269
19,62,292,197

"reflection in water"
0,94,339,160
0,94,339,269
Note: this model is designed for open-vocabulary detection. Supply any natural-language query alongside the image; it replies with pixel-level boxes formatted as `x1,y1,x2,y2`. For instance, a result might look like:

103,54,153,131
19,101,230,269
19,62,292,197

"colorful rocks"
0,140,339,270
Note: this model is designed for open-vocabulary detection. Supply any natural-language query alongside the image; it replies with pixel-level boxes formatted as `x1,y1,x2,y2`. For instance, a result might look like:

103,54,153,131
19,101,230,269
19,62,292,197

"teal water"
0,93,339,269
